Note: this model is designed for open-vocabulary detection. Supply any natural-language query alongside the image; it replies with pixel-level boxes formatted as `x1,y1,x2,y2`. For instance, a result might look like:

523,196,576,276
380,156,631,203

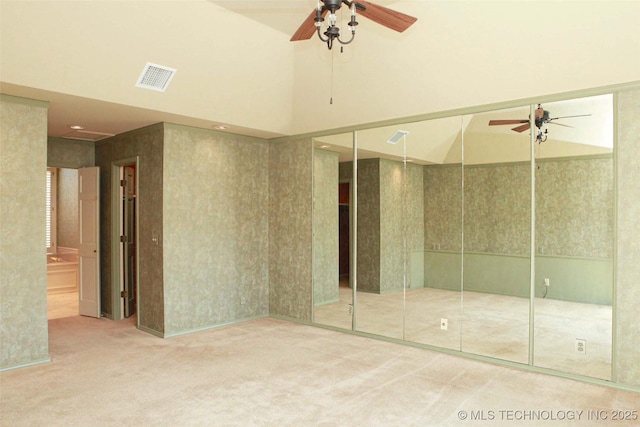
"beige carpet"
315,286,613,379
1,316,638,426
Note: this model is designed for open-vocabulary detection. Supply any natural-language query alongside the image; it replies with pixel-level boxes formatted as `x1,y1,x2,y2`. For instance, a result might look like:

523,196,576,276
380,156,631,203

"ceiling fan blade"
291,8,327,41
489,119,528,126
548,114,591,121
548,122,573,128
512,123,531,133
357,0,417,33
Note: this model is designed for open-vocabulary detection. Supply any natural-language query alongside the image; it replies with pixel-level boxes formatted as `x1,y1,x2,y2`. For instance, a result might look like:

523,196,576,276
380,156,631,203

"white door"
78,167,100,318
122,165,137,318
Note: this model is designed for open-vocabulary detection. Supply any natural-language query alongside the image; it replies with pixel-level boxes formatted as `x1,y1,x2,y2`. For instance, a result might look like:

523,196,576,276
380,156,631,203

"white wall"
292,1,640,134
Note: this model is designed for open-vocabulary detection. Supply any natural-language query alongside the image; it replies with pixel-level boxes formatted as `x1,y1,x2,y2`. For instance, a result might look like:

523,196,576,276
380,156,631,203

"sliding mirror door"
353,127,408,339
533,94,614,379
313,133,354,330
404,116,463,350
461,106,532,364
311,93,616,382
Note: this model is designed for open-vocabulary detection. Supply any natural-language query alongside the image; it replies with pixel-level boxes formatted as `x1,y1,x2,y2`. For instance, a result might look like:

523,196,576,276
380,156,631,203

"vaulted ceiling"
1,1,639,145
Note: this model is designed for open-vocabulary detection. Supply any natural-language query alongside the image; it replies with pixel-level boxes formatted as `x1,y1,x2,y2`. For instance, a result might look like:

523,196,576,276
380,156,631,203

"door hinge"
120,179,126,187
121,290,128,298
120,235,127,243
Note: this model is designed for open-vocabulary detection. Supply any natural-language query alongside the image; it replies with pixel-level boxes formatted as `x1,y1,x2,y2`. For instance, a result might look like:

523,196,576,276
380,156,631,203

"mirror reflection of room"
312,94,614,380
46,167,80,319
459,106,532,364
313,133,353,330
353,130,408,340
532,94,613,380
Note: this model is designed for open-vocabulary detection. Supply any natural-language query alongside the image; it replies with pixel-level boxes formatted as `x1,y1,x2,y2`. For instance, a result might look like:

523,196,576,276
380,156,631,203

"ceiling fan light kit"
291,0,417,50
314,0,359,50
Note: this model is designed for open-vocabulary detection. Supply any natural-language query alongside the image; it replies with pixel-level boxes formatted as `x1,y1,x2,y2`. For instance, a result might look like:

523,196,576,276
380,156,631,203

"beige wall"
615,88,640,387
0,95,49,370
162,125,270,336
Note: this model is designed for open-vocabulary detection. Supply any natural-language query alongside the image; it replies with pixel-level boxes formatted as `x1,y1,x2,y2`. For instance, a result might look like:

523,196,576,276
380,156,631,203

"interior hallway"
47,291,78,320
1,316,637,426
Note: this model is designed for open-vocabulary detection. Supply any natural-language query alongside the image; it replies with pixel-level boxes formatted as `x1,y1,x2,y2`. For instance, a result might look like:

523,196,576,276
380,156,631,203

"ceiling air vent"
135,62,176,92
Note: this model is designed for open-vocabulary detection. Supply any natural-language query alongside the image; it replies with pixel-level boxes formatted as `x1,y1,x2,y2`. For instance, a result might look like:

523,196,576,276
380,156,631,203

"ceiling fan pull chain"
330,47,335,104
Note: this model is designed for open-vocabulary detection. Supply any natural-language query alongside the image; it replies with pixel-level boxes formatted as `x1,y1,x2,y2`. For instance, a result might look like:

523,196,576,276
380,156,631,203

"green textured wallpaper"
313,149,339,306
615,88,640,387
269,138,314,321
95,124,165,333
0,96,50,370
163,125,270,335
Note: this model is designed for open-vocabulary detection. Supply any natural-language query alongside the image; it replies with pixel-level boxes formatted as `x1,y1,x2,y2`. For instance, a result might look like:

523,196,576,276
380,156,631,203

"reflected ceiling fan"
291,0,417,49
489,104,590,143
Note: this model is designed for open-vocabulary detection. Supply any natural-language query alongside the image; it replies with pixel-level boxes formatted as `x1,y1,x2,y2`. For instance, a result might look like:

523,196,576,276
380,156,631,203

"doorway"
111,159,139,321
338,182,350,286
46,166,101,319
46,167,80,319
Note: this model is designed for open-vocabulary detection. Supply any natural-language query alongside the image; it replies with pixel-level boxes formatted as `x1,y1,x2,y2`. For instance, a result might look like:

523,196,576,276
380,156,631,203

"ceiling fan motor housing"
536,110,551,128
324,0,344,11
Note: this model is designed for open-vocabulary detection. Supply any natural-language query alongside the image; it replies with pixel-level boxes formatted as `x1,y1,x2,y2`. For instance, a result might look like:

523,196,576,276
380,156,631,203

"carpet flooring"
1,316,638,426
314,286,613,380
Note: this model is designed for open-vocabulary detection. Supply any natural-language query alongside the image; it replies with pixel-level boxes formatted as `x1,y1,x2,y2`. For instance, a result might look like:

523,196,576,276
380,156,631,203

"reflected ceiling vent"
135,62,177,92
62,129,115,142
387,130,409,144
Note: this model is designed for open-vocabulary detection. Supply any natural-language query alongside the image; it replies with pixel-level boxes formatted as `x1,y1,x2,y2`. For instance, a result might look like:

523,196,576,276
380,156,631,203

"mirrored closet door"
460,106,532,364
532,94,614,379
313,132,354,330
311,93,616,382
353,127,408,340
404,116,463,351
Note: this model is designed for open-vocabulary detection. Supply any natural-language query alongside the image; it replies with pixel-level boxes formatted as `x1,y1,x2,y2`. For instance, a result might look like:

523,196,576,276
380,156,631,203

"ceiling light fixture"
314,0,360,50
69,125,85,130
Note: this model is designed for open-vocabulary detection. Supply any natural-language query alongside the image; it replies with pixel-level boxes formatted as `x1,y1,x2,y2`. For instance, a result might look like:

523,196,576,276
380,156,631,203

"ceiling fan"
291,0,417,49
489,104,590,143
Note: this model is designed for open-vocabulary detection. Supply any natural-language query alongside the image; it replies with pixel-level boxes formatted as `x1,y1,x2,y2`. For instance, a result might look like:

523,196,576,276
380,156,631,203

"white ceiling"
1,1,639,148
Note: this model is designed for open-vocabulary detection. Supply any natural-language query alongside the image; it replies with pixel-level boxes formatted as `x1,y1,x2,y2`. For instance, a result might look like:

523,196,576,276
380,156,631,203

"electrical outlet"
348,305,353,315
544,278,550,287
575,338,586,354
441,318,448,331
